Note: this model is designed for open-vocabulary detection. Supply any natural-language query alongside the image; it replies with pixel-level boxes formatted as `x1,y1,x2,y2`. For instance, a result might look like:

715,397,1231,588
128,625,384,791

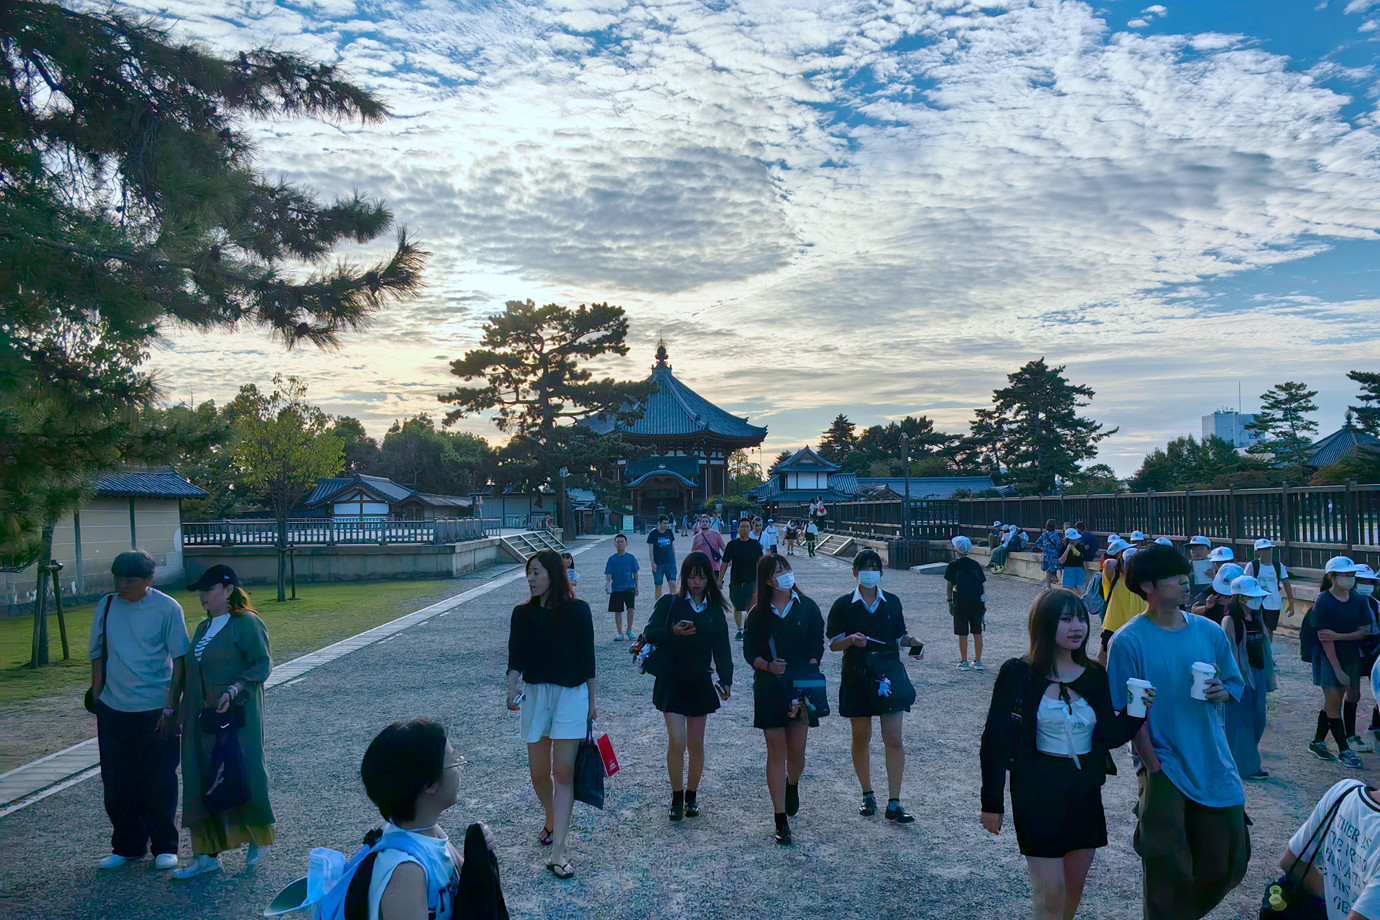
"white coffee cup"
1190,662,1217,700
1126,678,1154,718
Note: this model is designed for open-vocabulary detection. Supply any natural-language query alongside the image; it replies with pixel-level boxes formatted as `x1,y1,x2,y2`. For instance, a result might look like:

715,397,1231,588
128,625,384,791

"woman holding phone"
743,555,826,846
644,552,734,821
506,551,596,879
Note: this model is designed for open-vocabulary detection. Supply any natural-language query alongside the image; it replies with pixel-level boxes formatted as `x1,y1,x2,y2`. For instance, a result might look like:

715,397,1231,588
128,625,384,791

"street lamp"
900,433,911,541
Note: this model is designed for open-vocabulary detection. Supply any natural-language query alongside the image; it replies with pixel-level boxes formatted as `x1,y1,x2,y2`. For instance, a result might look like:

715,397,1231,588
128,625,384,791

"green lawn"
0,578,479,706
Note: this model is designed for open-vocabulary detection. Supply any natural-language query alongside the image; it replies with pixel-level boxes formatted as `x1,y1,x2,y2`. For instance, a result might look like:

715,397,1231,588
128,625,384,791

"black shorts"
1262,607,1280,633
608,589,636,613
729,581,755,613
953,602,985,637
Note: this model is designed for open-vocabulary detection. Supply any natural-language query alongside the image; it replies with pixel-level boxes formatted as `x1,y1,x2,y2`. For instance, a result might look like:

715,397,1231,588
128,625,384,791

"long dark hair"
1223,594,1251,639
754,553,794,617
1024,588,1092,678
677,552,729,612
527,550,571,607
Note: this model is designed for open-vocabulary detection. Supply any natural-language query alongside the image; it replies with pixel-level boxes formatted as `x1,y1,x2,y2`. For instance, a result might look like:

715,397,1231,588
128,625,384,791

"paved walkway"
0,538,1364,919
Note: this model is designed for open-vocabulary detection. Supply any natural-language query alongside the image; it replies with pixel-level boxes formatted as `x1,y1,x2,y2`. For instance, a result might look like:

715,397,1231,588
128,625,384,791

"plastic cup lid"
1191,662,1217,672
1126,677,1154,687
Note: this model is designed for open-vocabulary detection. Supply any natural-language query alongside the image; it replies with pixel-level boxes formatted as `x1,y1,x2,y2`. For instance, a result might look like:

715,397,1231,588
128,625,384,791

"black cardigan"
742,593,825,672
643,594,734,688
506,598,595,688
978,657,1144,815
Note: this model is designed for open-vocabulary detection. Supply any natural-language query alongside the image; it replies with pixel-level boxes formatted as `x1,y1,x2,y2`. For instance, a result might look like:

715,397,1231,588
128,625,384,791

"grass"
0,577,482,707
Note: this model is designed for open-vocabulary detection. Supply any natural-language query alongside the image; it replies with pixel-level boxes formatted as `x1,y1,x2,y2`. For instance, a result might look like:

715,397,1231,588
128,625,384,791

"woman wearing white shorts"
506,550,596,880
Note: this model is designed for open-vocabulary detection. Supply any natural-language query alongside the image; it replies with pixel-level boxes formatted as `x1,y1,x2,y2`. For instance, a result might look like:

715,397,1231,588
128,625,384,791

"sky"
109,0,1380,476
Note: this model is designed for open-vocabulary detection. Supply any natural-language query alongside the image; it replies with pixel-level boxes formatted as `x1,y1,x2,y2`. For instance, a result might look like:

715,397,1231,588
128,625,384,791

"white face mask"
1358,584,1377,597
857,570,882,589
775,572,795,591
1335,575,1357,590
1245,597,1263,610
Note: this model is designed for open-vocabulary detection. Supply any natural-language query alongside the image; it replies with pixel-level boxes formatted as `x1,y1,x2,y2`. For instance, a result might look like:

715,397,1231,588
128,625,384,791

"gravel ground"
0,538,1372,920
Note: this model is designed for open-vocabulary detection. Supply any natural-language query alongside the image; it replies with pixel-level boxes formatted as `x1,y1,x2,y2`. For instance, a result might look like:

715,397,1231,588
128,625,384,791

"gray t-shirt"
1107,610,1245,808
88,588,191,713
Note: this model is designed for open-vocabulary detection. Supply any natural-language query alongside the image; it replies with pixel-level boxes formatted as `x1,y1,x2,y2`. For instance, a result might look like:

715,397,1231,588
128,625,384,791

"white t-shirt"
1287,780,1380,920
1246,559,1290,611
366,823,461,920
760,526,779,549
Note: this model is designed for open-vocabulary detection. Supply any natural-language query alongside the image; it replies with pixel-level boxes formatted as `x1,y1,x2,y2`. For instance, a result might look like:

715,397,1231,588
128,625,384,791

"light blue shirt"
1107,610,1245,808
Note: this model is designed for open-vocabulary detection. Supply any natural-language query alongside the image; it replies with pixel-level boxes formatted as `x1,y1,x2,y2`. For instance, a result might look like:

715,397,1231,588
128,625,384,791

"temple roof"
771,446,840,473
587,343,767,446
625,455,701,488
95,466,208,499
1308,422,1380,468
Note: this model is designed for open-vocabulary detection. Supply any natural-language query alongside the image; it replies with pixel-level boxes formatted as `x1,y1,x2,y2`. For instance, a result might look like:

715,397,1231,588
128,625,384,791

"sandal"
538,826,553,847
546,861,575,879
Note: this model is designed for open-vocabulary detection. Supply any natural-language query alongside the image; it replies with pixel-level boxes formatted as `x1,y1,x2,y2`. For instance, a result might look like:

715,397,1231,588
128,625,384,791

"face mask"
1245,597,1263,610
1335,575,1357,590
1358,584,1376,597
858,571,882,589
775,572,795,591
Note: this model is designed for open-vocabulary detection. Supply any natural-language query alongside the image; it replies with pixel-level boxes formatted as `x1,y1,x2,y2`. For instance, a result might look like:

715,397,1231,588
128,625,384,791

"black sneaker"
774,822,792,845
670,800,683,822
1309,740,1337,761
859,792,877,817
785,782,800,817
885,801,915,824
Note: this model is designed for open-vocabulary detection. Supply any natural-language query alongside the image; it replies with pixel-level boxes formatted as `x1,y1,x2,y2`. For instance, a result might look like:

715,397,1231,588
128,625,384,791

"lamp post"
900,433,912,541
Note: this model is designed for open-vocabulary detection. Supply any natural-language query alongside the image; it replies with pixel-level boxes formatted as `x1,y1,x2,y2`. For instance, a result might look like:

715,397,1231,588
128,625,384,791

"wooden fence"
183,517,498,547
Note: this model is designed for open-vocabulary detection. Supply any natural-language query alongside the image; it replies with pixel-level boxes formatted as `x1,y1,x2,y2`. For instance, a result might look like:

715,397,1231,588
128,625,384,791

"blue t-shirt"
1107,610,1246,808
646,529,676,568
604,552,639,591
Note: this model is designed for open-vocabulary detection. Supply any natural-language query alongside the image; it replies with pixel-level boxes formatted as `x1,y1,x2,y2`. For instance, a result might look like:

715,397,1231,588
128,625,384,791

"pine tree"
1246,381,1319,482
986,358,1115,494
1348,371,1380,436
771,450,794,471
818,414,856,463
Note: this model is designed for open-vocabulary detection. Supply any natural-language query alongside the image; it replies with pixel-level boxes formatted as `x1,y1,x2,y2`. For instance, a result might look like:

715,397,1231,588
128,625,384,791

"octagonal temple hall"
587,342,767,520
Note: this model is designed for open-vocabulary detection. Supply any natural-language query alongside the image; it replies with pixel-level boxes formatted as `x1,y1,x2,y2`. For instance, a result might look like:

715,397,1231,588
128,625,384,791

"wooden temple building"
588,342,767,520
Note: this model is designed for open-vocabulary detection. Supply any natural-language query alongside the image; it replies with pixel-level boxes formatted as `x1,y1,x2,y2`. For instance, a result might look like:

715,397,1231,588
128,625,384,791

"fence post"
1281,482,1292,564
1228,485,1239,552
1185,488,1196,538
1114,491,1125,535
1147,489,1158,537
1346,481,1358,555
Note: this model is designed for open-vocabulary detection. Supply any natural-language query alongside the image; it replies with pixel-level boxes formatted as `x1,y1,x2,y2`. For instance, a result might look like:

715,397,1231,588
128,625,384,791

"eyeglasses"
443,755,467,771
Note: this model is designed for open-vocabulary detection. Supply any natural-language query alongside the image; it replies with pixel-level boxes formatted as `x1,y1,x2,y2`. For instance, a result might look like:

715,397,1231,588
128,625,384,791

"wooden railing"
183,517,497,547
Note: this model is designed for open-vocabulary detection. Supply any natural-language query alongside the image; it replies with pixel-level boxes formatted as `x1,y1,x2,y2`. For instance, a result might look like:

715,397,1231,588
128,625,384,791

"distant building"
1202,410,1260,449
303,474,473,521
749,447,1008,507
1307,417,1380,471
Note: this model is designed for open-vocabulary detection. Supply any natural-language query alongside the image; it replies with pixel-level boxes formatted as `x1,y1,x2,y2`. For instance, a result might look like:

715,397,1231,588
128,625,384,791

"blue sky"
113,0,1380,475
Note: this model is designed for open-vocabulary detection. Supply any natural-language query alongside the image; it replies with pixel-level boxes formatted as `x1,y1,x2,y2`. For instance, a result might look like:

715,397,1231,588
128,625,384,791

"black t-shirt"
944,556,985,598
646,529,676,567
722,537,764,584
1315,590,1373,668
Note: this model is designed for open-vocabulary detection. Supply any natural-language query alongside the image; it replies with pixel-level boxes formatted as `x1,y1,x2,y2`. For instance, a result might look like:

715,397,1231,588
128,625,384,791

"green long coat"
181,612,275,831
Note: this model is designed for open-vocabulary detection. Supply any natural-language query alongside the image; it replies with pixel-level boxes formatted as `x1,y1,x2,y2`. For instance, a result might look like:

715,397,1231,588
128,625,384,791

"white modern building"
1202,410,1260,449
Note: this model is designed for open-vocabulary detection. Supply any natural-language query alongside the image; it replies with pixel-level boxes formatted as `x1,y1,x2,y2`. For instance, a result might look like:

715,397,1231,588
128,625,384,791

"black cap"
188,564,240,592
111,550,157,579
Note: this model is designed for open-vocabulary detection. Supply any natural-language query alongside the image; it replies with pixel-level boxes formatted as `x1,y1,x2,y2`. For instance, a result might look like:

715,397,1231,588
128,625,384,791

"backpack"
1300,605,1319,663
1246,559,1284,592
1083,573,1105,616
307,829,447,920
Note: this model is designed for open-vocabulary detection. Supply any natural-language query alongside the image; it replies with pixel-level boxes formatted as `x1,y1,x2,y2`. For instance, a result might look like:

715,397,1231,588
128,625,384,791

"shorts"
653,563,677,585
729,581,755,612
519,682,589,743
953,601,985,637
1061,566,1087,588
1262,607,1280,633
608,589,636,613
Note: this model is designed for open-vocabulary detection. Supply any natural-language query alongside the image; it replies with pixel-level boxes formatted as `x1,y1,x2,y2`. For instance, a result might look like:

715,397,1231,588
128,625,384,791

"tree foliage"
817,414,857,463
725,450,763,496
0,1,425,564
1348,371,1380,437
1129,435,1276,491
377,414,493,496
1246,381,1319,482
327,417,382,474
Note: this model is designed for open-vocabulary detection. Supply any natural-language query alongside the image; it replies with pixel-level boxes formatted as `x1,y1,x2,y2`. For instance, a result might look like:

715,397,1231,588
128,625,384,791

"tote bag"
573,723,605,810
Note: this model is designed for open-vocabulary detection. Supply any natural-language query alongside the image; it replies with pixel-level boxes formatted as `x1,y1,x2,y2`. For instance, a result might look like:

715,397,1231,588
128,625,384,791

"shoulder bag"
196,630,250,813
1259,784,1359,919
83,594,116,714
572,721,605,809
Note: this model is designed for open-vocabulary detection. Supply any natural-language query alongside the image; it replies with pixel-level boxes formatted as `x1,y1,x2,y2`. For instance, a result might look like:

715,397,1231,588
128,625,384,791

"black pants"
96,701,180,857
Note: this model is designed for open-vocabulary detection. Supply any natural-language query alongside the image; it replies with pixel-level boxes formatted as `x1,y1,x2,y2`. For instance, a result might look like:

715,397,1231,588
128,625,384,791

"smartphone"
677,620,695,629
513,692,525,706
909,643,924,659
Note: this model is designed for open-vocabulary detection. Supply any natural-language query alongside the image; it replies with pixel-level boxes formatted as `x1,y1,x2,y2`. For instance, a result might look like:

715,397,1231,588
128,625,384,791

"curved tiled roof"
625,455,701,488
1309,426,1380,469
588,358,766,446
771,446,840,473
95,466,208,499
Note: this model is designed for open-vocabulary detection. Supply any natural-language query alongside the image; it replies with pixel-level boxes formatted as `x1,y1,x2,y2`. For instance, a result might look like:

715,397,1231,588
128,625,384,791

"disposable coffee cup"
1190,662,1217,700
1126,678,1154,718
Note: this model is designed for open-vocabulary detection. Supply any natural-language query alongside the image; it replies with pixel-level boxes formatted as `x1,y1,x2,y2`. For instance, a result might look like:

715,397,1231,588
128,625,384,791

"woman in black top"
505,550,596,880
1309,558,1373,768
743,555,825,846
644,552,734,822
979,589,1149,920
827,549,922,823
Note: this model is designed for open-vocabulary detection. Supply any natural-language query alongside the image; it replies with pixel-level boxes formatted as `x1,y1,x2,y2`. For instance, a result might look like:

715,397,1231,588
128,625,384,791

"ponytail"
229,586,255,616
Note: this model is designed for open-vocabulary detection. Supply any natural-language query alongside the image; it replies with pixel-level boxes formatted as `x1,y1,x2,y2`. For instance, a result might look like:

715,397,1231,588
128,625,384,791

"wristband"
162,708,175,716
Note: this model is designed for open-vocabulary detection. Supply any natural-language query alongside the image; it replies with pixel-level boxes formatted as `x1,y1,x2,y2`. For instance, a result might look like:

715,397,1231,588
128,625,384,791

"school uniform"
743,591,826,729
826,588,915,717
644,594,734,716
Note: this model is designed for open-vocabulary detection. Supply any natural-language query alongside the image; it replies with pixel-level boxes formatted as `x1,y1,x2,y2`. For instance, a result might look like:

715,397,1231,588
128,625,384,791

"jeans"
96,700,180,857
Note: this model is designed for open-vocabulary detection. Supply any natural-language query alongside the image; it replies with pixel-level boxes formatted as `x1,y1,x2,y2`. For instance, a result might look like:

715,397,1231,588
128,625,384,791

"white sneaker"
955,661,971,671
971,660,985,672
245,843,268,867
613,633,625,642
1350,735,1375,753
154,853,179,870
97,853,137,870
171,855,222,879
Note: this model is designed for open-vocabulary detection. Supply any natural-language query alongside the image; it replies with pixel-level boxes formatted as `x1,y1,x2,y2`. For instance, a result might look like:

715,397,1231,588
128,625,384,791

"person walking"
562,552,580,596
945,536,987,671
1186,536,1214,599
643,552,734,822
804,518,819,557
1243,538,1295,635
980,589,1152,920
1190,562,1244,624
604,534,640,642
784,521,799,556
88,550,190,872
1035,520,1062,589
759,519,780,557
647,515,678,600
174,564,275,879
1308,556,1371,767
1106,544,1249,920
827,550,921,823
1095,539,1140,668
743,555,826,846
1058,528,1087,596
1354,564,1380,748
720,519,764,641
506,551,596,879
691,513,727,582
1220,574,1275,781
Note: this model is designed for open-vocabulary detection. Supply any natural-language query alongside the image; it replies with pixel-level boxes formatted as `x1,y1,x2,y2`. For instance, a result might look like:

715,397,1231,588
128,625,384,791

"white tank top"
1035,693,1096,767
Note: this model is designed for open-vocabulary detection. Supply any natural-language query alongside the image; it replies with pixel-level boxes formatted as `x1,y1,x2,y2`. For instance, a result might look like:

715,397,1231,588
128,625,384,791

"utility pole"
901,433,912,542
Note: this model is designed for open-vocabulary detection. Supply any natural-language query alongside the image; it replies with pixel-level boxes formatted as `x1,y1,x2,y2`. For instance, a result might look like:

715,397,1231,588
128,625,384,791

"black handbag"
786,669,830,718
1259,785,1357,919
201,715,251,812
1299,605,1318,663
635,597,675,677
572,723,605,810
83,594,115,714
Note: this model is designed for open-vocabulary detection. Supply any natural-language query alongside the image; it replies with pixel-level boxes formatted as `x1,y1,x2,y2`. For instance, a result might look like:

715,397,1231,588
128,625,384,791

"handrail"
183,517,491,547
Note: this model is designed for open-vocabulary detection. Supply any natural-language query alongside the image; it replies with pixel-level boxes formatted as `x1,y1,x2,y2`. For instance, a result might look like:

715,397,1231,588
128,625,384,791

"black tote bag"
573,723,605,810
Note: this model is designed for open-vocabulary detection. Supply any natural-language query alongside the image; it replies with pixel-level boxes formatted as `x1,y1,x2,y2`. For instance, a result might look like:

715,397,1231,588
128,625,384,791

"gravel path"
0,538,1369,919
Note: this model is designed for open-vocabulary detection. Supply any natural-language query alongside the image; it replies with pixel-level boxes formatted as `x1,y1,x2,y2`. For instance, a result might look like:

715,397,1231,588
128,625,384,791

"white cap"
1355,564,1377,580
1187,535,1211,548
1253,538,1275,550
952,536,973,553
1325,556,1360,574
992,520,1002,527
1106,538,1132,556
1213,563,1246,594
1130,530,1147,542
1065,528,1080,540
1123,547,1139,561
1231,574,1270,598
1155,537,1173,546
1007,524,1018,532
1208,546,1234,562
1107,533,1121,543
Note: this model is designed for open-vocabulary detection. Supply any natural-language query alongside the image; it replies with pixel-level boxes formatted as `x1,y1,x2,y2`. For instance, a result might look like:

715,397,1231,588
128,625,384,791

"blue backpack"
287,829,447,920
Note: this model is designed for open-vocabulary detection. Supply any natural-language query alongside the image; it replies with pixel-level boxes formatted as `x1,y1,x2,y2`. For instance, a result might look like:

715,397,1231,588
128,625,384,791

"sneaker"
859,792,877,817
613,633,625,642
885,801,915,824
1245,770,1270,782
1340,749,1364,769
97,854,138,870
245,843,267,867
735,629,744,641
956,661,971,672
1350,735,1375,753
154,853,179,870
785,782,800,817
626,630,635,641
1309,741,1337,761
971,660,985,672
171,855,222,879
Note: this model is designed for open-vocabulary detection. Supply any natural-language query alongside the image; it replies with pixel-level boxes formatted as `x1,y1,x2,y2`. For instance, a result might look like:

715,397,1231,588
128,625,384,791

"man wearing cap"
1243,538,1294,635
88,550,191,871
945,536,987,671
987,521,1003,549
1186,536,1214,600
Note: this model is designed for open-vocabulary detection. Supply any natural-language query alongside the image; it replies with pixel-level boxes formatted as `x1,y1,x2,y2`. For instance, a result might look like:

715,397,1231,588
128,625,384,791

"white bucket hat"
992,520,1002,527
1187,535,1212,548
1212,563,1246,594
1065,528,1080,540
1155,537,1174,547
1230,574,1270,598
1130,530,1147,542
1106,538,1132,557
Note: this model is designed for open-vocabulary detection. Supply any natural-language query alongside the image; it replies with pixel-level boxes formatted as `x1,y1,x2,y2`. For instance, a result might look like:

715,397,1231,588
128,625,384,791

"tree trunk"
28,517,56,668
276,513,288,602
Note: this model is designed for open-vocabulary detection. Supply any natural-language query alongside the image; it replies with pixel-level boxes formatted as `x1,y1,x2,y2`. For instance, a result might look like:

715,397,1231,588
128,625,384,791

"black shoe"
684,798,699,818
670,800,683,822
885,801,914,824
774,822,792,845
859,792,877,817
735,629,744,641
785,782,799,817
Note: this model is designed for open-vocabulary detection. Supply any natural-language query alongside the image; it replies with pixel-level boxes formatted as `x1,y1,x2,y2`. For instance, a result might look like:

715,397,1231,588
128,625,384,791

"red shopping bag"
595,732,620,776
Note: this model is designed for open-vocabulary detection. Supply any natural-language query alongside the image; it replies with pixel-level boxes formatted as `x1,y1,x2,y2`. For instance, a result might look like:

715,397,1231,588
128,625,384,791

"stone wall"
184,537,503,587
